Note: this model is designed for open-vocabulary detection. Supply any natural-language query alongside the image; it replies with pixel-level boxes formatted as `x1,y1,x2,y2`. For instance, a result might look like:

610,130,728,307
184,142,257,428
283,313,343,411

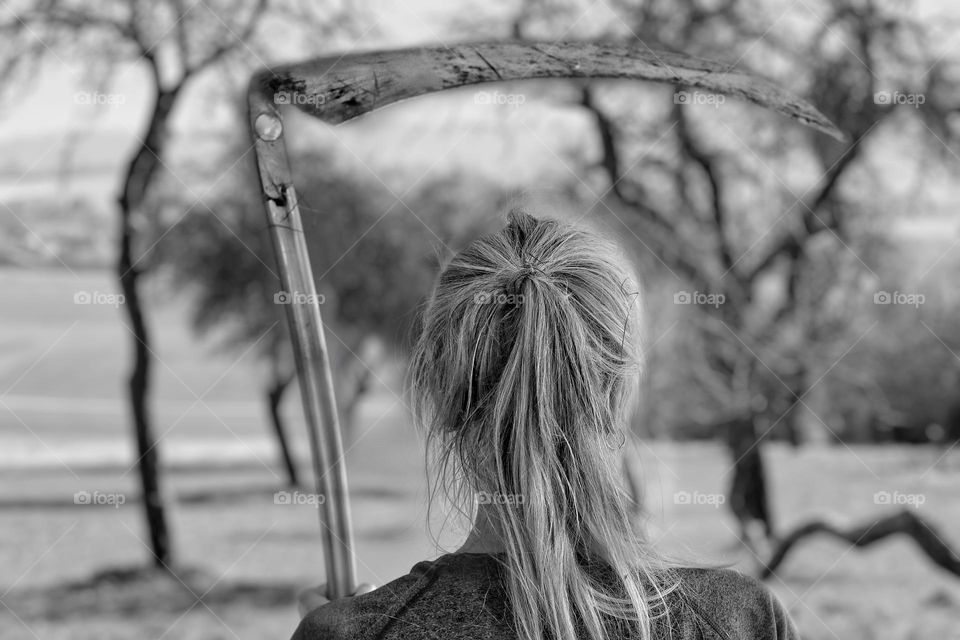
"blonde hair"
410,208,676,640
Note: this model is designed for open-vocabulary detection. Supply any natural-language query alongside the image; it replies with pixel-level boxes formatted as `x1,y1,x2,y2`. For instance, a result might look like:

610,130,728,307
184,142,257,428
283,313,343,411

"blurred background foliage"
6,0,957,449
3,0,960,637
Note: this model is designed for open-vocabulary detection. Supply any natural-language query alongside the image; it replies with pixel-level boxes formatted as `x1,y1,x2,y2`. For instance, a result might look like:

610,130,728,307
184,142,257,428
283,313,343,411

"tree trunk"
117,87,180,568
724,416,774,546
342,366,371,436
118,255,170,566
267,369,299,487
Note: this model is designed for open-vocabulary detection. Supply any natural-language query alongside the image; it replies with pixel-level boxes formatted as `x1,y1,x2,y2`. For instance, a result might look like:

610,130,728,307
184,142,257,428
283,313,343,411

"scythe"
246,41,844,600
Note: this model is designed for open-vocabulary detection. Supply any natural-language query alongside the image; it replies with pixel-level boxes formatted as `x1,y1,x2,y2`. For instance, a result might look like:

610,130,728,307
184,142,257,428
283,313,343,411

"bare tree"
505,0,960,546
0,0,358,567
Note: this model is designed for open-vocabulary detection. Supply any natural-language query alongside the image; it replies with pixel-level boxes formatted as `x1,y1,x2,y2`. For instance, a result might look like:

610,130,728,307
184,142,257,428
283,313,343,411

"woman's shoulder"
291,558,441,640
292,557,800,640
670,566,800,639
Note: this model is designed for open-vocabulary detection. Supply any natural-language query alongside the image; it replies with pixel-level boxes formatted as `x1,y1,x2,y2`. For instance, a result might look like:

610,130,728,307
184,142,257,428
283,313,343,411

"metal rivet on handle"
255,113,283,141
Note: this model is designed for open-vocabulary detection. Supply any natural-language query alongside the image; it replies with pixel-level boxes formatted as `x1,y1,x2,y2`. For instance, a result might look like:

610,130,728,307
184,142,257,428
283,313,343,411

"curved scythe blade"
254,41,845,140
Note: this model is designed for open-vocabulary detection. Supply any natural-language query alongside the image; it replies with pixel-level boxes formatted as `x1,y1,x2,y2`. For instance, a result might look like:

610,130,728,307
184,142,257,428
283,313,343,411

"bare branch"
21,6,135,39
762,510,960,580
171,0,192,77
745,126,874,283
579,86,676,234
674,102,737,278
185,0,268,77
578,84,711,285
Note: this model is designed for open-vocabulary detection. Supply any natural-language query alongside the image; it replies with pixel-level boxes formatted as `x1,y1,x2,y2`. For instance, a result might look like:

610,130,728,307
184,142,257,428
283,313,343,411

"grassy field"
2,269,960,639
3,440,960,639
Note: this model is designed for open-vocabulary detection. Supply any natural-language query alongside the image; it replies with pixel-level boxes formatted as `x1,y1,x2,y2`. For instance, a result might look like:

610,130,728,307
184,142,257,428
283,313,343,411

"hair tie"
507,267,533,296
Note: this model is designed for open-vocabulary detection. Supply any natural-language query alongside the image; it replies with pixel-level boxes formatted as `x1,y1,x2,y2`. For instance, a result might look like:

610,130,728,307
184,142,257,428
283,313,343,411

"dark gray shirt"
292,553,801,639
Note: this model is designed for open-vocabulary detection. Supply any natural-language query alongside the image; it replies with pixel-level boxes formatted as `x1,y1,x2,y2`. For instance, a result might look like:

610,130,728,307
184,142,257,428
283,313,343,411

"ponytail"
411,209,676,640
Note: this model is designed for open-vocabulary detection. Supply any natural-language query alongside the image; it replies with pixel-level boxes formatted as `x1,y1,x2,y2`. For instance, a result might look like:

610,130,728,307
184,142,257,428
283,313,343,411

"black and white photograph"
1,0,959,638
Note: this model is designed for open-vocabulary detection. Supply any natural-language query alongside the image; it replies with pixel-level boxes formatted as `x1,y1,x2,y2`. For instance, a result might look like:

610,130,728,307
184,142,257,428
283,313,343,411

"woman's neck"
455,503,507,554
